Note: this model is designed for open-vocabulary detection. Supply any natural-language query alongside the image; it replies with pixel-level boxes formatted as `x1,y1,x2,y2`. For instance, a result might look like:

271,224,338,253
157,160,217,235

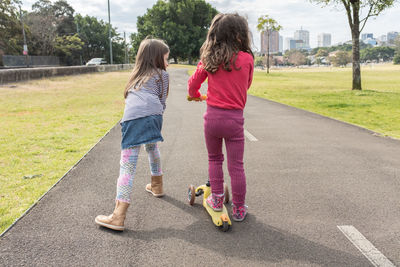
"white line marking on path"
244,129,258,141
337,225,395,267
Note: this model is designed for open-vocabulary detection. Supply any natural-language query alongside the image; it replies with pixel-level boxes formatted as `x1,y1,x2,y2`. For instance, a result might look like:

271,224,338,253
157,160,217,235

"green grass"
248,64,400,139
168,63,197,72
0,71,128,233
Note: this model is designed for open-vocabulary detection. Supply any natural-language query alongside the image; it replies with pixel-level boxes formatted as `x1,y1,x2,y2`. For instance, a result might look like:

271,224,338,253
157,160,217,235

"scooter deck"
203,199,232,227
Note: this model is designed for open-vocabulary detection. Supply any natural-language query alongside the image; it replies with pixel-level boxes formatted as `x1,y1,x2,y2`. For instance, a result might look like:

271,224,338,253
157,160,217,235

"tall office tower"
317,33,332,47
260,30,280,54
387,31,399,44
377,34,387,46
295,40,305,50
294,28,310,48
279,35,283,53
285,37,296,51
379,35,387,42
361,33,373,41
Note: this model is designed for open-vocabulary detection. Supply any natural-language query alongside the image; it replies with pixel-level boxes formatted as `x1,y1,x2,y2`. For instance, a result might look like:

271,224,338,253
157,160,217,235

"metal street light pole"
19,6,29,67
76,22,83,65
107,0,113,64
124,31,127,64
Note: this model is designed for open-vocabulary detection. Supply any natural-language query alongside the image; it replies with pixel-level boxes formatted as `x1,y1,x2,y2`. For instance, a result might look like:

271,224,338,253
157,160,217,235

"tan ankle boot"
95,200,129,231
145,175,164,197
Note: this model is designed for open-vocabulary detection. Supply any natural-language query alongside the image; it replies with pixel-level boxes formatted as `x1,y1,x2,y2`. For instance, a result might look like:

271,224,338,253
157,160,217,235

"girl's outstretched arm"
188,61,208,98
248,60,254,90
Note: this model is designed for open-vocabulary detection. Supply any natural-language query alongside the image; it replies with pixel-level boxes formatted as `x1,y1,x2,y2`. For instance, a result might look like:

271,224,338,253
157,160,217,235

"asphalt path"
1,68,399,266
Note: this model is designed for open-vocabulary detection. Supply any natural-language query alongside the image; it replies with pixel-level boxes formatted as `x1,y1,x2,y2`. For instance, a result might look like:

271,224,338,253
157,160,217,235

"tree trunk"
351,1,362,90
352,32,362,90
266,30,270,74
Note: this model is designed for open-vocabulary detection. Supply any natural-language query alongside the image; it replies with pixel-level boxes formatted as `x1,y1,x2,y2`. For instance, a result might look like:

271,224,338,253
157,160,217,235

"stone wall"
0,64,134,84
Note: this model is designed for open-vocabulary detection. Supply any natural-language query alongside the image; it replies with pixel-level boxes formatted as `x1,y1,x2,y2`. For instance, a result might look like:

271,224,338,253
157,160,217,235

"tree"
285,50,307,66
255,56,263,67
52,0,76,36
315,48,329,65
54,34,83,65
394,36,400,64
75,14,124,64
360,46,395,62
394,54,400,64
0,0,26,61
132,0,217,63
24,0,76,57
26,0,58,56
311,0,396,90
257,15,282,74
316,48,329,57
330,51,352,67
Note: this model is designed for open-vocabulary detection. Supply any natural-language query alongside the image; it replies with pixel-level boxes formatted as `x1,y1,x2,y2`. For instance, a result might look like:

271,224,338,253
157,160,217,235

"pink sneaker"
206,193,224,211
232,204,248,222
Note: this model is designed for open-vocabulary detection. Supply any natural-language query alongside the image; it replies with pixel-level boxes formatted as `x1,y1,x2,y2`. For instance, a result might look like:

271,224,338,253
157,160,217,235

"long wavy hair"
200,13,253,73
124,38,169,98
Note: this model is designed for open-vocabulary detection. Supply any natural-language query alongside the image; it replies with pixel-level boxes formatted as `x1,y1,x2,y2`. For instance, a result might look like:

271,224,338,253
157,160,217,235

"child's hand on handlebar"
187,95,207,102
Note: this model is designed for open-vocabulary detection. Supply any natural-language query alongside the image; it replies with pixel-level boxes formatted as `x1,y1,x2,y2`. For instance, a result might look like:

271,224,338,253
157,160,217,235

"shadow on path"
102,195,367,266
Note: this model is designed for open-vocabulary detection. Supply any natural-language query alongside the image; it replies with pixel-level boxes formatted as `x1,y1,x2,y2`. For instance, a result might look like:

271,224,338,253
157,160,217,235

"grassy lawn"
168,63,196,72
0,71,128,233
248,64,400,139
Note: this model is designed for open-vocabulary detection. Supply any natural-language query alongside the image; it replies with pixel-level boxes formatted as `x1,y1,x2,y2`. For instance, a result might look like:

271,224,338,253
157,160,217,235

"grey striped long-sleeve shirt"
121,70,169,123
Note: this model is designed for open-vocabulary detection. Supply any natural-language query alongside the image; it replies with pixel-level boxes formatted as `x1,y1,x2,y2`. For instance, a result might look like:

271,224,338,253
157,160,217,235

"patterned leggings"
116,143,162,203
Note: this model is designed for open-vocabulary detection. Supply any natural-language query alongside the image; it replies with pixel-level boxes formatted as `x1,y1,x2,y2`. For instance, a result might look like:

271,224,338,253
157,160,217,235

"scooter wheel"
188,185,196,205
221,221,230,232
223,183,230,204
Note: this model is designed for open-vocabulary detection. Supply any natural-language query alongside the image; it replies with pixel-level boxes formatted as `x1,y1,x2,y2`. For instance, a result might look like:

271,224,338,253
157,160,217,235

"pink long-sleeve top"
188,51,254,110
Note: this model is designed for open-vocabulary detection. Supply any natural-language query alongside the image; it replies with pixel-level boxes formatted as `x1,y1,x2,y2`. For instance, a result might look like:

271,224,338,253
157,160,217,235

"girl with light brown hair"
95,37,170,231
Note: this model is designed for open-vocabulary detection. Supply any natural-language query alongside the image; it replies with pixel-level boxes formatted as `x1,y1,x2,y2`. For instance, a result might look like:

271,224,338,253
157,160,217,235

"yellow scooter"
188,181,232,232
187,94,232,231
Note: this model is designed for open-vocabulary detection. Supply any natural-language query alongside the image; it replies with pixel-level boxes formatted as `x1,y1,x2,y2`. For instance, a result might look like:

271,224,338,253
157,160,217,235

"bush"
394,54,400,65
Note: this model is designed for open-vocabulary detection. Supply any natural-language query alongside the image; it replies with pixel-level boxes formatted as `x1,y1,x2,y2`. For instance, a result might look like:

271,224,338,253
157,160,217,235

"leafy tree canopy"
0,0,25,56
75,14,123,63
131,0,218,63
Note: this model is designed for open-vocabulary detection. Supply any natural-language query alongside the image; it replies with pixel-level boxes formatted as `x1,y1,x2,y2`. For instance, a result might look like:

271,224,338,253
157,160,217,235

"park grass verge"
248,64,400,139
168,63,196,72
0,71,129,234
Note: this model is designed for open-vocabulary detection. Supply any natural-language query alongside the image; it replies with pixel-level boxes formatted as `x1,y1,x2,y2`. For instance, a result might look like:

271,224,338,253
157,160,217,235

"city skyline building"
365,38,377,46
378,35,388,42
284,37,296,51
317,33,332,47
260,30,280,54
361,33,374,41
294,28,310,49
387,31,399,44
278,29,398,51
295,40,305,50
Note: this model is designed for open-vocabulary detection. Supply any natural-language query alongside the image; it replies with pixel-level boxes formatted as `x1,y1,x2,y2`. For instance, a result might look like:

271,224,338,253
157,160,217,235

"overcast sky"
21,0,400,50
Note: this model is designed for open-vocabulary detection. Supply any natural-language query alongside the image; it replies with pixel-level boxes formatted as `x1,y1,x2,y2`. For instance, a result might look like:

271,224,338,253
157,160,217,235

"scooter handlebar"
187,95,207,102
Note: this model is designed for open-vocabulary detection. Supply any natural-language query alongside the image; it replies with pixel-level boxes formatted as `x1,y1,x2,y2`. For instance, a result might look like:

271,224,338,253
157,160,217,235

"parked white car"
86,58,107,66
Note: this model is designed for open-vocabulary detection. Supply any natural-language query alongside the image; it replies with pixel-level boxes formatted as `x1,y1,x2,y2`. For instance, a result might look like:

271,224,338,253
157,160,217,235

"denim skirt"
121,115,163,149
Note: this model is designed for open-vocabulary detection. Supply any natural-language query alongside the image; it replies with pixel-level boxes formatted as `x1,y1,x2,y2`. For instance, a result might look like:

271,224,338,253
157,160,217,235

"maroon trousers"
204,105,247,207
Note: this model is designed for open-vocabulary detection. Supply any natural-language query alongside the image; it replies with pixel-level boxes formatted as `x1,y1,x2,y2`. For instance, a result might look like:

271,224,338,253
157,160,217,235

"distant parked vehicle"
86,58,107,66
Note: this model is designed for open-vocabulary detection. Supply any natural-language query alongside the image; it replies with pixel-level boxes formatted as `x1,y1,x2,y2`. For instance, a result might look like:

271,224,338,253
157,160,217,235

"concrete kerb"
0,120,120,238
0,64,134,84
